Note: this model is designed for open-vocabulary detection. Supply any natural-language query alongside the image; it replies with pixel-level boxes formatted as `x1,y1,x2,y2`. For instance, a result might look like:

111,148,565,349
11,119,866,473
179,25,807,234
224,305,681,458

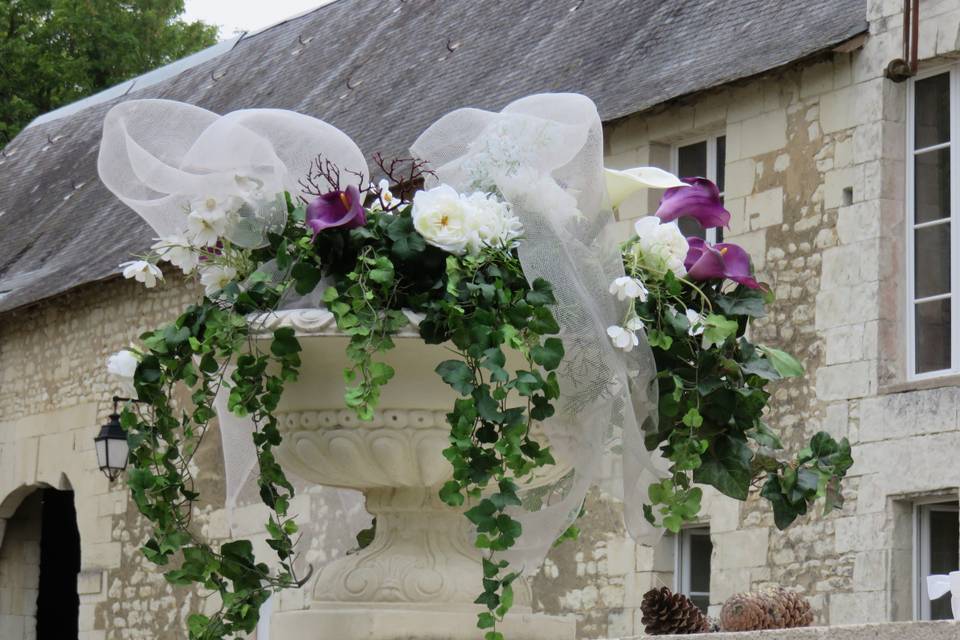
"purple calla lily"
684,237,761,289
655,177,730,229
306,184,366,238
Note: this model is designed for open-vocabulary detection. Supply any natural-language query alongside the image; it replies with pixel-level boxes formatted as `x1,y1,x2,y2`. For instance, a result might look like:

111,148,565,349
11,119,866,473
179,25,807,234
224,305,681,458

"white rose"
412,184,471,255
199,264,237,296
633,216,688,277
119,260,163,288
152,235,199,274
606,325,639,352
463,192,523,254
608,276,648,302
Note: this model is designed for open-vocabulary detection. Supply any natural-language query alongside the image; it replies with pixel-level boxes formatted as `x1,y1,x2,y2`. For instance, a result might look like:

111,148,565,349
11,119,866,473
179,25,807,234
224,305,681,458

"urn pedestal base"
270,607,575,640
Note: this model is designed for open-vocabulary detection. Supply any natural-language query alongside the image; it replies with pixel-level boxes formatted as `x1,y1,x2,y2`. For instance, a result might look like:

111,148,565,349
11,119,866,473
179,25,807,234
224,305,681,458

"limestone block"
853,549,888,591
78,569,104,595
828,590,887,624
731,229,766,271
605,537,635,577
740,110,788,158
815,286,878,330
724,159,756,199
824,166,863,210
935,12,960,56
825,325,866,365
746,187,784,230
711,567,752,603
712,528,769,570
816,361,874,401
801,61,835,98
822,402,851,440
836,202,881,244
82,542,122,569
856,388,960,443
727,83,765,123
821,81,882,135
822,242,877,289
725,197,748,235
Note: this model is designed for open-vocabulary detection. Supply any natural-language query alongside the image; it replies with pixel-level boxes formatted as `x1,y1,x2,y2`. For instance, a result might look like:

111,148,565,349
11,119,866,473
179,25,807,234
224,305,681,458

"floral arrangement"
105,153,851,640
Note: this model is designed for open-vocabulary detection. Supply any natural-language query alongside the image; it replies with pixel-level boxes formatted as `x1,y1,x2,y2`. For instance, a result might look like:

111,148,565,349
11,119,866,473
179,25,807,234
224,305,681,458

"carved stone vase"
255,310,575,640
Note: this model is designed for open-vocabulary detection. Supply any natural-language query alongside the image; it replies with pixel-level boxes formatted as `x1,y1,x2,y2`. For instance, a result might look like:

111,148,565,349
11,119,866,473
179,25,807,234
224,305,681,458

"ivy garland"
112,159,852,640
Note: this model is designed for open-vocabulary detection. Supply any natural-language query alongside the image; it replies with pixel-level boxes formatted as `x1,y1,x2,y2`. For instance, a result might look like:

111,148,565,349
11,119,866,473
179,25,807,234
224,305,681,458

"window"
675,526,712,612
907,70,955,377
673,135,726,243
915,500,959,620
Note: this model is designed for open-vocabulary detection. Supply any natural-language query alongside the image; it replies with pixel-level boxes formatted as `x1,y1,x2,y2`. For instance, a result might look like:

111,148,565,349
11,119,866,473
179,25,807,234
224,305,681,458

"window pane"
915,149,951,224
678,216,706,240
678,141,707,179
716,136,726,193
690,594,709,612
688,532,712,594
929,508,959,620
915,223,951,298
916,299,951,373
915,73,950,149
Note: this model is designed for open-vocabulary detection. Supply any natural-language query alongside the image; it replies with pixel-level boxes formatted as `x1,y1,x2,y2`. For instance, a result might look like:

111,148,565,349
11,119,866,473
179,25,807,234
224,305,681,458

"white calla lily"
604,166,687,208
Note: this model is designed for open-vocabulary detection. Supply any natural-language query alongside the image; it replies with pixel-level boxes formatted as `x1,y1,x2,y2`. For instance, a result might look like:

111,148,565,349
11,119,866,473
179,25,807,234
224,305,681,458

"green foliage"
1,0,218,145
625,258,853,533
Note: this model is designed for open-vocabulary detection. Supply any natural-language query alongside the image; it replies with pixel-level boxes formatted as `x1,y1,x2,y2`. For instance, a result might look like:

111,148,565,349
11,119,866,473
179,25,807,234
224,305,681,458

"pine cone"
641,586,711,635
720,587,813,631
770,587,814,628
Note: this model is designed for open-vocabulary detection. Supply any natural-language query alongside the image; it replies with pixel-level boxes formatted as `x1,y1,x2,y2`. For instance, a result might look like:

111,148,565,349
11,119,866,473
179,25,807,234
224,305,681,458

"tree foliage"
0,0,218,144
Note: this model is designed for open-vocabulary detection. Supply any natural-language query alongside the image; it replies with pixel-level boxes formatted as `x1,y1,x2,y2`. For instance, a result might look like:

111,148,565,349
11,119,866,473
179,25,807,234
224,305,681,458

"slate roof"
0,0,867,313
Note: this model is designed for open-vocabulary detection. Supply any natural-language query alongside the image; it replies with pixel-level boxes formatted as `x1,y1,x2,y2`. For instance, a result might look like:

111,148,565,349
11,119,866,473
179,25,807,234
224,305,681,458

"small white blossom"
371,179,401,212
608,276,648,302
633,216,688,277
106,348,139,394
607,325,639,352
152,235,199,274
625,316,645,331
464,191,523,254
119,260,163,288
199,264,238,296
686,309,705,336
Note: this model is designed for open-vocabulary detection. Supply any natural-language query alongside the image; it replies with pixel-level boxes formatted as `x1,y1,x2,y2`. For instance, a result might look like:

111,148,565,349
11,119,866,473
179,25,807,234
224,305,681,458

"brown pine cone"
770,587,814,628
720,587,813,631
641,586,711,635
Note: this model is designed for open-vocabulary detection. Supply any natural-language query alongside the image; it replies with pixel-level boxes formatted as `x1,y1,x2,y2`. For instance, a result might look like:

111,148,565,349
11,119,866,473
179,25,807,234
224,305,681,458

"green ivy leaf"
436,360,475,395
693,434,753,500
701,314,739,349
531,338,565,371
758,346,804,377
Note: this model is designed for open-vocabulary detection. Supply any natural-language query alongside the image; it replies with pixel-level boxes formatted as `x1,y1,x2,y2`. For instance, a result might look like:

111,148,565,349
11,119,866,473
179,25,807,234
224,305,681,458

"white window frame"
906,64,960,380
672,134,725,244
913,498,959,620
674,525,711,608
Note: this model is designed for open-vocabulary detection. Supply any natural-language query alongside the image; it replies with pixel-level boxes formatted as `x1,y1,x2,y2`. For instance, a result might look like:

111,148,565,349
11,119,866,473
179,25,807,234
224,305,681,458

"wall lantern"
94,396,139,481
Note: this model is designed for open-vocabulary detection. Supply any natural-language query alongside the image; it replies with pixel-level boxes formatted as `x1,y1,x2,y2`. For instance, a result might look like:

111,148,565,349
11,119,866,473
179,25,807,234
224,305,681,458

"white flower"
371,179,402,212
608,276,648,302
605,166,686,208
633,216,689,277
199,264,237,296
106,348,140,394
607,325,639,352
119,260,163,288
186,195,236,246
626,316,645,331
463,192,523,253
152,235,199,274
411,184,472,254
686,309,705,336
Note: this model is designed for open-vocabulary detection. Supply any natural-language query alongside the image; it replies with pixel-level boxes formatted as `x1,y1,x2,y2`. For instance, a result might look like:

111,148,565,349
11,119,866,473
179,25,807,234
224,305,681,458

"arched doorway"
0,486,80,639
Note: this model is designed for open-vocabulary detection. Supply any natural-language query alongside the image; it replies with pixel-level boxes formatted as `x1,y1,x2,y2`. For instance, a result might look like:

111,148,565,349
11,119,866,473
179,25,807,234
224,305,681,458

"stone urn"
252,309,576,640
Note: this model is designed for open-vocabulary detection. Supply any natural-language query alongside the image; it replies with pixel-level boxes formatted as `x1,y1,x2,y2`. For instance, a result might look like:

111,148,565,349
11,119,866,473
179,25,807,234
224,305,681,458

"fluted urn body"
253,309,575,640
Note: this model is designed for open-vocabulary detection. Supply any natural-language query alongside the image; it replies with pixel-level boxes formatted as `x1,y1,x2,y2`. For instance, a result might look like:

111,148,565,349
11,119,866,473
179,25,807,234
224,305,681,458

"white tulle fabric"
98,99,368,247
411,93,667,569
97,93,665,580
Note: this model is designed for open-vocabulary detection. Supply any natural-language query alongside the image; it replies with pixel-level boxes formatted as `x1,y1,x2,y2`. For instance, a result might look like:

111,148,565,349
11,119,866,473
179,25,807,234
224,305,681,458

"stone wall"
0,491,41,639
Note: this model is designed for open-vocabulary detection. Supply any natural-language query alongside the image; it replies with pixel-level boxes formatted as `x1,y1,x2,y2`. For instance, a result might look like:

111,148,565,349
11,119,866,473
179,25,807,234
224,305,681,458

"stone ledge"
647,621,959,639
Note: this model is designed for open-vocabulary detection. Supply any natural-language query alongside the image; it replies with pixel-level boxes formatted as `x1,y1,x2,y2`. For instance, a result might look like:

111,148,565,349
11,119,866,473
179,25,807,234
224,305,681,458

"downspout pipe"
886,0,920,82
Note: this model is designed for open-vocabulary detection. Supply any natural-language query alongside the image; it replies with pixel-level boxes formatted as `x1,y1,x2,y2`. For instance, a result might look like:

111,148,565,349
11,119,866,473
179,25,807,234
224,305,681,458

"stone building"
1,0,958,638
